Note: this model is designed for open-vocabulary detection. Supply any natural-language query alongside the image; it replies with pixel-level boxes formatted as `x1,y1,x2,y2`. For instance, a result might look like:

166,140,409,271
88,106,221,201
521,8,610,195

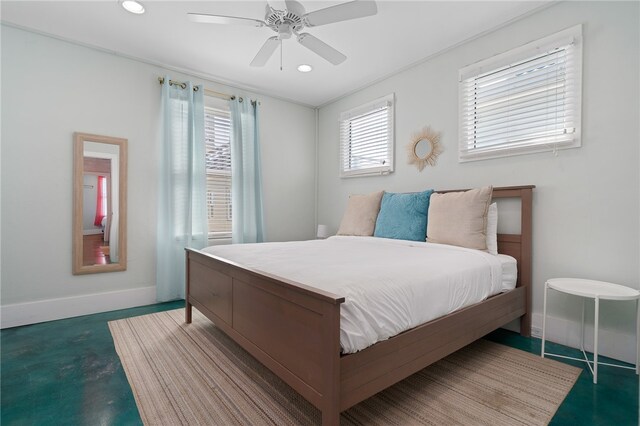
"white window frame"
339,93,394,178
204,104,232,243
458,25,582,162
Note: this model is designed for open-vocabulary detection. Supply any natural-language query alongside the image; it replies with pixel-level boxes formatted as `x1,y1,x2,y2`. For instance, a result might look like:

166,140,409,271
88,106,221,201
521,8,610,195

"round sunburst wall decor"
407,126,443,171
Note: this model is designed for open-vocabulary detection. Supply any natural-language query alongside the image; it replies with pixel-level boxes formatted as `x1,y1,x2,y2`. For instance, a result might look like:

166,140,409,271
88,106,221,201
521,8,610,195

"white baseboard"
2,288,636,365
83,229,103,235
529,312,638,365
0,286,157,329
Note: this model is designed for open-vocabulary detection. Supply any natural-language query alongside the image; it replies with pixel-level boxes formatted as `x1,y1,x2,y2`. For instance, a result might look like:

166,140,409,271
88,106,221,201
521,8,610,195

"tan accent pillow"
426,186,493,250
337,191,384,236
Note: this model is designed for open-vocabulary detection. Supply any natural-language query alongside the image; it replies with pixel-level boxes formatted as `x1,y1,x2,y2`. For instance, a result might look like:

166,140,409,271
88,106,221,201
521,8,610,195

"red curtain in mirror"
94,176,107,226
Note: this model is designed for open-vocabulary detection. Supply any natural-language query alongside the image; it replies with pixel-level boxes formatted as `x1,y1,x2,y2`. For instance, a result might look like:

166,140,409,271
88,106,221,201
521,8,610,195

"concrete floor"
1,301,637,425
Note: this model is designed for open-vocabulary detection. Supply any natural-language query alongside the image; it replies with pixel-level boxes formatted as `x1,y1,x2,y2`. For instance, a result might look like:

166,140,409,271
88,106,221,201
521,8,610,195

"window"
339,94,394,177
204,106,232,239
459,25,582,162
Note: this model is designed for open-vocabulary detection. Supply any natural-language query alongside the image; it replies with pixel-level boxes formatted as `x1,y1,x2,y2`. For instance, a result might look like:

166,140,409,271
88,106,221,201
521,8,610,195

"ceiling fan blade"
297,33,346,65
250,36,280,67
266,0,287,11
187,13,265,27
304,1,377,27
284,0,305,14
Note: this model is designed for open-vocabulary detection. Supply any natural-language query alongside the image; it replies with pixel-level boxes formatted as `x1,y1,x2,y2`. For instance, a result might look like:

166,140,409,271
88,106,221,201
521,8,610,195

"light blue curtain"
157,76,207,302
230,98,265,244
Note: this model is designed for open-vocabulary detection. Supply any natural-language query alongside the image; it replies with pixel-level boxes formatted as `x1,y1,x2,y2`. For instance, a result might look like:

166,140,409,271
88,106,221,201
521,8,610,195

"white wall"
317,2,639,362
0,25,316,324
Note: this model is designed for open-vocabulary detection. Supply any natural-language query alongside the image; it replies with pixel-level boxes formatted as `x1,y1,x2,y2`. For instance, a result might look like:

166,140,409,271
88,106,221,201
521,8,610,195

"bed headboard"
491,186,533,287
435,185,534,335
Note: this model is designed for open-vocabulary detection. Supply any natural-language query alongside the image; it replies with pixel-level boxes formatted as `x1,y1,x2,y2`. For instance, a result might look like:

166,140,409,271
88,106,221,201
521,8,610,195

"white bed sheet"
202,236,517,354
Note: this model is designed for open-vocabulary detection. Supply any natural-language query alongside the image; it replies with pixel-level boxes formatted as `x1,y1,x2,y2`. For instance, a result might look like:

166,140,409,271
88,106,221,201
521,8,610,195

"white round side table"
541,278,640,384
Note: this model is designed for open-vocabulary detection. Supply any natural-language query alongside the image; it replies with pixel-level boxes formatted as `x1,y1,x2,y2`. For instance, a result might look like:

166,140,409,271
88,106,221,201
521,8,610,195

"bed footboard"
185,249,345,425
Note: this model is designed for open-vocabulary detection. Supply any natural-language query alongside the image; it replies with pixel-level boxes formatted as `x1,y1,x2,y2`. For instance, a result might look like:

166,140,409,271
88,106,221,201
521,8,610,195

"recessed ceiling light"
297,64,313,73
121,0,145,15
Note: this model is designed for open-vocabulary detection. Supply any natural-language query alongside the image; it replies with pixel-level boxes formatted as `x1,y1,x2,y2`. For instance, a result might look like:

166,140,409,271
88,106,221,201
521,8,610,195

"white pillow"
337,191,384,236
486,203,498,255
427,186,493,250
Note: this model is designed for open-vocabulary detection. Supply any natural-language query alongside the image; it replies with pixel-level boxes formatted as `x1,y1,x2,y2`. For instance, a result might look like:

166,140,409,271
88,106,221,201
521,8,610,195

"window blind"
204,107,232,239
459,26,582,162
339,94,394,177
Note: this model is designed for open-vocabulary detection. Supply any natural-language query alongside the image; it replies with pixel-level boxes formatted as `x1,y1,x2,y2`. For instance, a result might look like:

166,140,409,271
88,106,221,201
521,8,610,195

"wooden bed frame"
185,185,534,425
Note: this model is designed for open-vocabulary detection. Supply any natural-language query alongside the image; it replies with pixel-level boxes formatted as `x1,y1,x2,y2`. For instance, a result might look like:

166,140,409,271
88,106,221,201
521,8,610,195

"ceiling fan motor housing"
265,2,305,35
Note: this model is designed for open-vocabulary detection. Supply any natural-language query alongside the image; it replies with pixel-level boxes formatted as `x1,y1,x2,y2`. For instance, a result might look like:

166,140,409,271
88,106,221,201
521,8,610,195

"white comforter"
202,236,514,353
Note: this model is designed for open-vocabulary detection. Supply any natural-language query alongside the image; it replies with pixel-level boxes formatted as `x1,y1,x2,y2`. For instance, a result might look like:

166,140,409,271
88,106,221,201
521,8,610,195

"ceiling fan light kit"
188,0,378,68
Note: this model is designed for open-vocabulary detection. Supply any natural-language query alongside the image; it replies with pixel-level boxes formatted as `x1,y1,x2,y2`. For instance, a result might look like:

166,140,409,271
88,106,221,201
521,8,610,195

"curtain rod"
157,77,235,101
158,77,258,105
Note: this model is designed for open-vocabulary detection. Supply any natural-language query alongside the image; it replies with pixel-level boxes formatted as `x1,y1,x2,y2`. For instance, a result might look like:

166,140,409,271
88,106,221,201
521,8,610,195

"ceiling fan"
187,0,378,67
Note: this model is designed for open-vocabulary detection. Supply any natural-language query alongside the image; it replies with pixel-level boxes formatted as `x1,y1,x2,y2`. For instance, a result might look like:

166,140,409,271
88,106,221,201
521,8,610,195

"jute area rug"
109,309,580,426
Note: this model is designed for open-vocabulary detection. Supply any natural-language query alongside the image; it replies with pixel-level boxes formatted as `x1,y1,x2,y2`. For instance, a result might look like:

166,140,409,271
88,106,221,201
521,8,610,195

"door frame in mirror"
73,132,128,275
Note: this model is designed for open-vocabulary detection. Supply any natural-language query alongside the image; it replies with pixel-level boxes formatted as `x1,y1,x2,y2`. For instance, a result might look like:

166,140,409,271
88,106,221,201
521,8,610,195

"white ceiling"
1,1,549,107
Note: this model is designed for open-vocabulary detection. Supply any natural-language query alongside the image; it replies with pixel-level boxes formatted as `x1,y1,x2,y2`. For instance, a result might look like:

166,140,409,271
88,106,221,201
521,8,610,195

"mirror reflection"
73,133,127,274
82,145,119,265
414,139,432,158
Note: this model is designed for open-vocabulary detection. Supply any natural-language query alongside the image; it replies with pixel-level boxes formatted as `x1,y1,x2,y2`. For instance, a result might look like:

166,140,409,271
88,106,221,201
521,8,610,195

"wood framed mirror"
73,133,127,274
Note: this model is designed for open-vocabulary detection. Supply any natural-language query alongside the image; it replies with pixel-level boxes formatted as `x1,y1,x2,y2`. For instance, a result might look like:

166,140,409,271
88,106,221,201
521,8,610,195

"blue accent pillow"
374,190,434,241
